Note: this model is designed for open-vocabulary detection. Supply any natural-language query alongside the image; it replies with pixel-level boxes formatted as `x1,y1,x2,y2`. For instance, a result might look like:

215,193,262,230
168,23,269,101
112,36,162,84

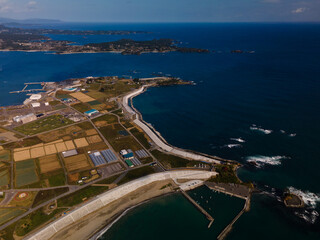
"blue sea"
0,23,319,239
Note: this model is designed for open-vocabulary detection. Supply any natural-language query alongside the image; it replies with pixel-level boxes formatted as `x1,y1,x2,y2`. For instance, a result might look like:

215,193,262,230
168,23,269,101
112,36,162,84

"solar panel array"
131,157,141,166
89,152,106,166
101,149,118,163
135,149,149,159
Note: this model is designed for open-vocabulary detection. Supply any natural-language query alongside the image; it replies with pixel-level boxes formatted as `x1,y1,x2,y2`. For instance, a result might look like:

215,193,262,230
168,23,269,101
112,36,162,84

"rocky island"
0,25,209,55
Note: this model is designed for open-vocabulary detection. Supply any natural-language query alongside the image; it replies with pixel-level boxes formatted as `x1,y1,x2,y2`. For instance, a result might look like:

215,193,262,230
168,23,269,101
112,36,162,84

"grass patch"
32,187,69,207
96,174,121,185
57,185,109,207
14,115,73,135
130,128,150,149
0,168,10,187
77,121,94,130
151,150,197,169
0,150,10,161
208,164,240,184
88,100,101,106
47,172,66,187
93,114,118,124
15,207,67,236
118,166,156,185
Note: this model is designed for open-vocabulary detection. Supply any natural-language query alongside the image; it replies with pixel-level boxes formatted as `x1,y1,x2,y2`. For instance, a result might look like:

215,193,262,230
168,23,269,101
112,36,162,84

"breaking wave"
288,187,320,209
223,144,242,148
250,125,273,134
246,155,288,168
230,137,245,143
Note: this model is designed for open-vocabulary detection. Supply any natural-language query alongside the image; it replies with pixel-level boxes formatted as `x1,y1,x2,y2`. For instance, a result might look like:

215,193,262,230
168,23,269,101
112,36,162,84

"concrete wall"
123,87,220,164
26,170,216,240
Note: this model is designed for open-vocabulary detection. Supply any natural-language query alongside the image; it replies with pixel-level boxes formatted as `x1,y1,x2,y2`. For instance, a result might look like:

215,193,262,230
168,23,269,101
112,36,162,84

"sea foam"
246,155,288,168
288,187,320,209
250,125,273,134
230,137,246,143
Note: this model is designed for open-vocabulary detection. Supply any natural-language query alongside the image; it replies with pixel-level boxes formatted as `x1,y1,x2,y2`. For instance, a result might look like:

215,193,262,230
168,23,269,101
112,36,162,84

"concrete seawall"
122,86,221,164
25,170,216,240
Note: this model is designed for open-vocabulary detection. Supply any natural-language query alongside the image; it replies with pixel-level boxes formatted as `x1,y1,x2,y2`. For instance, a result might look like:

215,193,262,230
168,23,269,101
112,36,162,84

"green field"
93,114,118,124
151,150,200,169
14,115,73,135
118,166,156,185
32,187,69,207
0,150,10,162
0,169,9,186
15,159,39,188
88,100,101,106
72,103,91,113
0,208,25,226
130,128,150,149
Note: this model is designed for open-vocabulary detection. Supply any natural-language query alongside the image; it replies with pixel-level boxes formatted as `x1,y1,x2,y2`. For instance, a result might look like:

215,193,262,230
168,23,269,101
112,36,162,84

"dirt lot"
70,92,95,103
38,154,61,174
63,154,91,172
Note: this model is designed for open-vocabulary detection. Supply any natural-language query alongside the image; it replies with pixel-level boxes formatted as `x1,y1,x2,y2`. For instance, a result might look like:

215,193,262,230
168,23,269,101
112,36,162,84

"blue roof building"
84,109,99,117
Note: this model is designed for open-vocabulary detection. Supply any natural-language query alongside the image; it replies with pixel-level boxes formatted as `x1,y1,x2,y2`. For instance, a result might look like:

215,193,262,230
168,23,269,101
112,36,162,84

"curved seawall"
122,86,221,164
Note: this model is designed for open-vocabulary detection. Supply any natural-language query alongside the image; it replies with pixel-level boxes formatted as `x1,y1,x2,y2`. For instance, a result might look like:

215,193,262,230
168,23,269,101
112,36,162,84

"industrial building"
101,149,118,163
84,109,99,117
62,149,78,158
120,149,134,160
89,152,107,166
13,113,37,124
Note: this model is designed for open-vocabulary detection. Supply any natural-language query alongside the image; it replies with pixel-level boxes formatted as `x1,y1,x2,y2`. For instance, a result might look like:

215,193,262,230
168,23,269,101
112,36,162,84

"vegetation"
72,103,91,113
208,164,240,184
130,128,150,149
57,185,109,207
32,188,69,207
151,150,200,169
117,166,156,185
14,115,73,135
93,114,118,125
15,208,67,236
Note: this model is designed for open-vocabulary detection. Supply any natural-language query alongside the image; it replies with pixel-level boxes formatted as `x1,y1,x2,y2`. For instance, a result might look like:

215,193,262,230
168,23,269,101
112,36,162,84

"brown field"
55,142,67,152
38,125,82,142
94,121,108,127
64,154,91,172
14,150,31,162
85,129,98,136
38,154,61,174
70,92,95,103
44,144,57,155
86,135,102,144
30,147,45,158
14,146,31,152
74,138,89,148
65,140,75,150
68,172,80,183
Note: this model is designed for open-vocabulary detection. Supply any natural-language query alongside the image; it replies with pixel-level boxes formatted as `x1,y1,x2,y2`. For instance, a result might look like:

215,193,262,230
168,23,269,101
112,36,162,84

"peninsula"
0,75,250,240
0,25,209,54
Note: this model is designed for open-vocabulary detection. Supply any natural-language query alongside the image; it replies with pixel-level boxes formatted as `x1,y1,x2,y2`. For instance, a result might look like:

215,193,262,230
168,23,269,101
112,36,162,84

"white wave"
294,210,319,224
250,125,273,134
289,133,297,137
223,144,242,149
246,155,288,168
280,130,286,134
230,137,246,143
288,187,320,209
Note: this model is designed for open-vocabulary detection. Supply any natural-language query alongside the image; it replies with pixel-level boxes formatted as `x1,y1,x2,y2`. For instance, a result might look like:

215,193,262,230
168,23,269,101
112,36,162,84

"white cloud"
28,1,37,6
292,7,307,14
262,0,280,3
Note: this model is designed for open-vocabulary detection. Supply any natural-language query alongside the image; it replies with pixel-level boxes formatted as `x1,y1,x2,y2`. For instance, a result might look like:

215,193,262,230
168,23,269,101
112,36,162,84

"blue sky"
0,0,319,22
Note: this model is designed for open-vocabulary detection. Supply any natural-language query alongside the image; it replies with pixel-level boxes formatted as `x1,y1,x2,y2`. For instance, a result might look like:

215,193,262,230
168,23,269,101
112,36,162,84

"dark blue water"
1,23,319,239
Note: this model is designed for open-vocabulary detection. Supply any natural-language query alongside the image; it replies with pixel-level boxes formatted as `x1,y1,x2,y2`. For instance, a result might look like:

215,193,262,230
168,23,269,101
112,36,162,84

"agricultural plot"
15,159,39,187
0,150,10,162
86,135,102,144
0,208,25,226
0,168,9,186
85,129,98,136
13,149,31,161
70,92,95,102
72,103,91,113
38,154,61,174
14,115,73,135
8,192,37,208
63,154,91,172
74,138,89,148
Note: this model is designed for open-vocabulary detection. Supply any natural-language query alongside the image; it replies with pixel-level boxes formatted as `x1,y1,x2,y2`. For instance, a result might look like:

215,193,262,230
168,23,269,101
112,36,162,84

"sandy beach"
49,179,177,240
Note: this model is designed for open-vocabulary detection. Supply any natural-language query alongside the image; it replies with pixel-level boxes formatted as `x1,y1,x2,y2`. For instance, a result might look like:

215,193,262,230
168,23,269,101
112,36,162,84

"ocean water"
0,23,320,239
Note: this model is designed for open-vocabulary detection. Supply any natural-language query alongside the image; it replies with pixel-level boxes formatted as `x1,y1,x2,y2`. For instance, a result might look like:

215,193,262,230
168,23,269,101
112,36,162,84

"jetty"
180,190,214,228
9,82,54,94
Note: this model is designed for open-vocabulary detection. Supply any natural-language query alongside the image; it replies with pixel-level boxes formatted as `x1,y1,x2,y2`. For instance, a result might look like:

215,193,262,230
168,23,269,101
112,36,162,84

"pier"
180,190,214,228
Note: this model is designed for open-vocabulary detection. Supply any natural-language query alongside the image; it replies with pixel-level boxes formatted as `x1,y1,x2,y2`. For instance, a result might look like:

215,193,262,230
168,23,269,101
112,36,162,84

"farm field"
38,154,61,174
0,208,25,226
0,168,9,187
0,150,10,162
14,115,73,135
70,92,95,102
15,159,39,188
63,154,91,172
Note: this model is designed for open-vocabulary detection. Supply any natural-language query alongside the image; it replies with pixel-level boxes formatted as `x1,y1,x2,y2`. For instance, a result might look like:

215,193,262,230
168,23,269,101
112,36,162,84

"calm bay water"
0,23,319,239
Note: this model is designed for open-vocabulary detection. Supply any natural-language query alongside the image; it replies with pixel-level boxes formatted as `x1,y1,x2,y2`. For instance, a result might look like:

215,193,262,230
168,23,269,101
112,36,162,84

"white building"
29,94,42,100
31,102,40,108
13,113,37,124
